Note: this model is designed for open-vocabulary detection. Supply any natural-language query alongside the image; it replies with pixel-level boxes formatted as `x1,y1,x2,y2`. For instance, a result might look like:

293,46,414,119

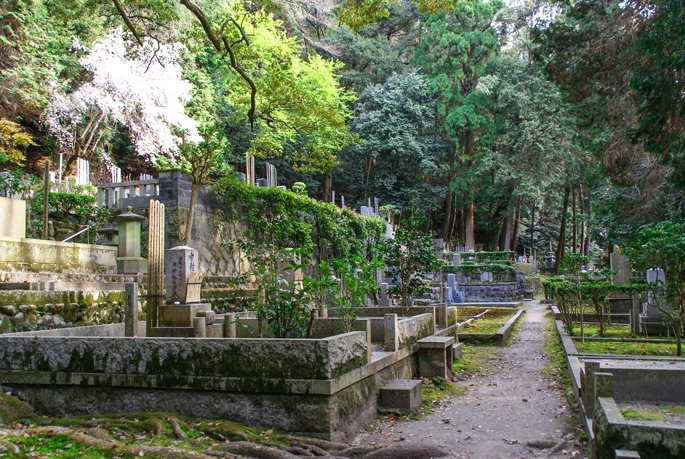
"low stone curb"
458,309,525,345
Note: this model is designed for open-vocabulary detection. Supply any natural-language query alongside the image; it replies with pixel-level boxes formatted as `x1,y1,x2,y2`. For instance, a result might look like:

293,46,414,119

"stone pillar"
384,313,398,352
631,299,641,335
447,274,456,304
124,282,139,337
193,316,206,338
165,246,199,304
437,303,448,329
453,253,461,266
610,253,631,286
583,360,600,417
223,313,236,338
116,207,148,274
355,319,372,364
595,372,614,399
379,283,391,307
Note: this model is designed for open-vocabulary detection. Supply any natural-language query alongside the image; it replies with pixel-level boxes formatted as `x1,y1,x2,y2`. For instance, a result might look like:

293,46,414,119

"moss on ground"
575,340,678,356
453,343,500,380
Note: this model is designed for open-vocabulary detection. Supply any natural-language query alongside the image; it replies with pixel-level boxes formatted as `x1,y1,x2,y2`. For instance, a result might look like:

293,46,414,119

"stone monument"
116,207,147,274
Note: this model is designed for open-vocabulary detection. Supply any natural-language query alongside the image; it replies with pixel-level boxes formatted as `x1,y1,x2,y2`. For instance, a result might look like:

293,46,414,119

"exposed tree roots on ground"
0,412,449,459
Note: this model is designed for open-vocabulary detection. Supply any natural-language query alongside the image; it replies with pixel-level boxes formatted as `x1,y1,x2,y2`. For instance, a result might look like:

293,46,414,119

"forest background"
1,0,684,267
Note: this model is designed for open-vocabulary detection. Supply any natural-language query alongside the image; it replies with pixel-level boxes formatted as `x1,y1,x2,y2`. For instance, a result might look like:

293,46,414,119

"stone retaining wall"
460,282,521,302
0,237,117,282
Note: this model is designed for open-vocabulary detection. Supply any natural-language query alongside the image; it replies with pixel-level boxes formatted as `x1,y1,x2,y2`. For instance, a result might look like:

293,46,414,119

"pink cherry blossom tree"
44,28,200,177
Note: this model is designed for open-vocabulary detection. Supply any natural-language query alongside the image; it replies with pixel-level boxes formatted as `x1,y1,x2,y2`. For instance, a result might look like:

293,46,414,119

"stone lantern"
116,206,148,274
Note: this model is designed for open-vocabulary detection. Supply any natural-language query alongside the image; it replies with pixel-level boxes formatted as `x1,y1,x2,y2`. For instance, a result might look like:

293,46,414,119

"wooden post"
124,282,139,337
147,200,165,336
42,159,50,240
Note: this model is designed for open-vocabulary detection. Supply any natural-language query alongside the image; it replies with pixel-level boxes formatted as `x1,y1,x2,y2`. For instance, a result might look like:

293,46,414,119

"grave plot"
552,315,685,458
0,243,457,442
456,306,525,345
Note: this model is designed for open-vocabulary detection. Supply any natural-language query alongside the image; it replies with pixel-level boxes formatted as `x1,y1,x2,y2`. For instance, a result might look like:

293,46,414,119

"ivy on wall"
215,178,388,264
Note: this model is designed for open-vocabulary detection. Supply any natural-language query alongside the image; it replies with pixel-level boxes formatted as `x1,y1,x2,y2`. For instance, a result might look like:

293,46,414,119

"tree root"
115,444,215,459
169,417,189,439
264,441,314,456
280,435,348,451
0,438,20,455
220,440,303,459
337,446,379,458
360,444,450,459
299,443,329,456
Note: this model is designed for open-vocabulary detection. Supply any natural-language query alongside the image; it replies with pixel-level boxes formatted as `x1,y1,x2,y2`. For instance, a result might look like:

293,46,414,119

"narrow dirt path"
355,300,585,459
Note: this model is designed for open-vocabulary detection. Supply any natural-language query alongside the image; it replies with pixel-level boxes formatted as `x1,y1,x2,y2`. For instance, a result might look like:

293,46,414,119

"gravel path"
355,300,585,458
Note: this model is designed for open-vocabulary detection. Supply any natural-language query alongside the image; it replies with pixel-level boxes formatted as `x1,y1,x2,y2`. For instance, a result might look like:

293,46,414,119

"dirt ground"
355,300,587,459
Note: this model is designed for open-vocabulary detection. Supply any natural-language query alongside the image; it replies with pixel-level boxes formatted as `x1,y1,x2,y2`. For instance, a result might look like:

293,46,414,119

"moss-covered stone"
0,393,33,424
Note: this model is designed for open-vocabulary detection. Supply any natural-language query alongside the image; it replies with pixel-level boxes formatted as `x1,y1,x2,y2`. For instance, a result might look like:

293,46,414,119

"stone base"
148,324,222,338
116,257,148,275
158,304,210,327
417,336,455,379
379,379,422,410
452,343,463,360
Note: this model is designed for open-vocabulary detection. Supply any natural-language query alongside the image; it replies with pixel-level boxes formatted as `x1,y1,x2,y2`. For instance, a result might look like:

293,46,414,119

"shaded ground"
355,300,587,459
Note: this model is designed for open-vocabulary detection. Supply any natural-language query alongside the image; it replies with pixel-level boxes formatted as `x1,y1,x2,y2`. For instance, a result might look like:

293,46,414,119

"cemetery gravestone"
379,283,391,307
166,246,199,304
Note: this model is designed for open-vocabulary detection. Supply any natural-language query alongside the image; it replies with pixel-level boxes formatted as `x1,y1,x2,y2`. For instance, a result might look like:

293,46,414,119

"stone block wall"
0,237,117,283
0,289,127,334
460,282,521,302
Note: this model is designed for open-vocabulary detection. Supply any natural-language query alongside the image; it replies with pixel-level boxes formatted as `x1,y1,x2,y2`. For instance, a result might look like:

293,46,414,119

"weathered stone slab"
379,379,422,410
0,331,367,380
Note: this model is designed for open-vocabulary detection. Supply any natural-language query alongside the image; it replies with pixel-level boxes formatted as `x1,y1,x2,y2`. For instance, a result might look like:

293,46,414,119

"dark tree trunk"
530,199,536,257
554,186,571,274
323,170,332,203
511,195,522,252
572,186,577,254
465,201,475,248
440,192,453,240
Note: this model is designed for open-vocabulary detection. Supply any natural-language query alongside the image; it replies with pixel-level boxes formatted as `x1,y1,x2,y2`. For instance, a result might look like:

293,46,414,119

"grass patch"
569,324,634,339
620,409,663,421
575,340,677,356
463,316,509,334
453,342,500,380
7,433,115,459
542,309,588,452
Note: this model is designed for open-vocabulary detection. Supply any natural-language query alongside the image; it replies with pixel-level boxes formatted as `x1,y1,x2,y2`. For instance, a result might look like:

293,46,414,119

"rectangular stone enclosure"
0,313,434,441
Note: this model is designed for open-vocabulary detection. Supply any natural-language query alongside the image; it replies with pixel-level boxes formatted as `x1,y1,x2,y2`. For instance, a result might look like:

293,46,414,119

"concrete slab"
379,379,422,410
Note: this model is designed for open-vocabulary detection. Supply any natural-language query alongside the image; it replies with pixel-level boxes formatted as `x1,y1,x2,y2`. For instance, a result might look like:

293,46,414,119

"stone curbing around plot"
457,309,525,345
551,305,685,456
0,309,452,441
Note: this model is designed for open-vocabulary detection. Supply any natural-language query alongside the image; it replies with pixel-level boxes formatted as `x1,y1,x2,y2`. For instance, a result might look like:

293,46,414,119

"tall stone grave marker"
166,246,199,304
379,282,391,306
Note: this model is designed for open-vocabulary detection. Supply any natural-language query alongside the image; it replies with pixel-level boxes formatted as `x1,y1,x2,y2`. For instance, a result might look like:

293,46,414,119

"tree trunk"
530,198,536,257
579,184,585,255
554,186,571,274
502,197,516,252
572,186,577,254
511,196,522,252
440,192,452,240
323,170,332,202
465,200,475,248
185,182,201,245
584,187,593,256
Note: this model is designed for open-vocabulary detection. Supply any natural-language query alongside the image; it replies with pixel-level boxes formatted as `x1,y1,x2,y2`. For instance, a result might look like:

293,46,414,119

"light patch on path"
355,300,585,459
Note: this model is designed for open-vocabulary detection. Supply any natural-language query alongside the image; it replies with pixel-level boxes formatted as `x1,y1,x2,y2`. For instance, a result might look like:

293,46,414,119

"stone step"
452,342,463,360
378,379,422,410
615,450,640,459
